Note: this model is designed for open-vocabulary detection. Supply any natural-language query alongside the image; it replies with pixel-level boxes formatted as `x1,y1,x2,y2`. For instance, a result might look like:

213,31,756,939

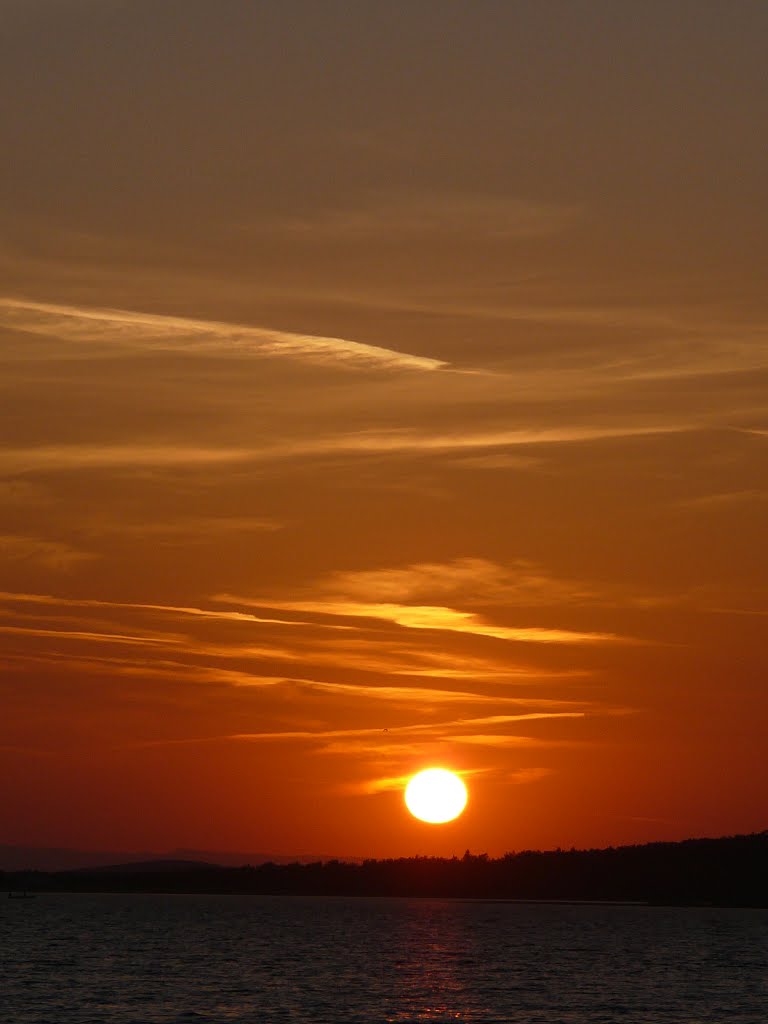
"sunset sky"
1,1,766,859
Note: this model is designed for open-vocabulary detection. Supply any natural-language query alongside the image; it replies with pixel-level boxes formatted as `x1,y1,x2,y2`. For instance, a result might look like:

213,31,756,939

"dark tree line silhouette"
3,832,766,906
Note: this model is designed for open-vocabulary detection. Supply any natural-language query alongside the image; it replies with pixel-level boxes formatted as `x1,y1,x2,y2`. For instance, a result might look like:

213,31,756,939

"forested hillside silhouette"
3,832,766,907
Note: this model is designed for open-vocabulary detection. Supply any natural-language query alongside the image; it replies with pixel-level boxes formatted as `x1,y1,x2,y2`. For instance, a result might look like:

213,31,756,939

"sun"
404,768,468,824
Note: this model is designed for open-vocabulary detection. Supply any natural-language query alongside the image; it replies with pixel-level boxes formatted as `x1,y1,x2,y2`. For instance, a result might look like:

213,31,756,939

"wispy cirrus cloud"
82,515,283,540
0,590,594,682
317,557,705,616
0,534,95,570
264,424,687,457
0,624,180,647
187,637,589,684
269,192,581,240
351,764,554,796
0,590,341,630
288,679,586,709
124,712,583,754
216,594,620,645
0,297,445,371
323,557,600,607
3,649,587,710
219,712,584,747
0,444,255,474
0,425,687,476
672,489,768,509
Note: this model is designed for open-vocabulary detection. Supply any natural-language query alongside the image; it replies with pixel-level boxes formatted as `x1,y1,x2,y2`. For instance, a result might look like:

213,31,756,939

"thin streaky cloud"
323,557,692,616
0,651,293,690
182,636,580,683
239,285,768,375
448,733,573,748
392,666,590,680
0,591,602,683
216,595,620,645
706,606,768,618
83,516,284,539
0,445,257,473
0,534,95,570
503,767,555,784
0,425,691,476
324,557,601,607
316,734,567,756
260,425,689,459
349,765,494,796
2,651,591,714
232,711,584,743
285,680,589,709
4,423,686,477
131,711,583,750
672,489,768,509
0,591,349,630
0,625,180,646
0,297,446,371
271,192,581,240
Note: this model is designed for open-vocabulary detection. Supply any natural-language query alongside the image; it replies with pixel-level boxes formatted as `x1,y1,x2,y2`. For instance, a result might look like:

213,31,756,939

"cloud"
123,704,587,757
276,679,588,709
673,489,768,509
231,711,584,746
0,423,687,477
323,557,600,607
82,515,283,540
194,634,582,682
0,590,338,630
314,557,701,616
262,425,687,458
2,649,588,710
0,297,445,371
351,765,553,796
449,733,567,748
0,624,180,647
0,534,95,570
270,192,581,240
503,767,554,784
217,595,620,645
0,590,597,695
0,444,256,473
352,765,492,796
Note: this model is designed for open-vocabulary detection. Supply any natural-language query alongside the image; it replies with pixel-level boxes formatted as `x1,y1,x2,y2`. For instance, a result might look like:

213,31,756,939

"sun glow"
404,767,468,824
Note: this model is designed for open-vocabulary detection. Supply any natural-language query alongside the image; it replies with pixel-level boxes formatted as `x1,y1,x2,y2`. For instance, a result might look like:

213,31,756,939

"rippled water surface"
2,894,767,1022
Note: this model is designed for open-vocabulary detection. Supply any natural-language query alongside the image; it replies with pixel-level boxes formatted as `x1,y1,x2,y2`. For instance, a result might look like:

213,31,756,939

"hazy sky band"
1,0,766,858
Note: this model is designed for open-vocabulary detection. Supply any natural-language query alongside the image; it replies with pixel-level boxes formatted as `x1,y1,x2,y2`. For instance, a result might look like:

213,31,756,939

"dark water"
2,895,767,1023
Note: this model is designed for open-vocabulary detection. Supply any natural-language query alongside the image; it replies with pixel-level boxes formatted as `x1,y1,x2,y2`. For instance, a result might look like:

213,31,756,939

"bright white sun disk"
404,767,468,824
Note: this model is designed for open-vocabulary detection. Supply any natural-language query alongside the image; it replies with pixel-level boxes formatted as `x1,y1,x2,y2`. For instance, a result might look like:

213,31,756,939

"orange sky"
1,1,766,858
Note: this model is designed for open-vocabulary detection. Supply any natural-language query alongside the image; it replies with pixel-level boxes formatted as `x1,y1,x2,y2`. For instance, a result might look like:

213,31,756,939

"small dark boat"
7,891,35,899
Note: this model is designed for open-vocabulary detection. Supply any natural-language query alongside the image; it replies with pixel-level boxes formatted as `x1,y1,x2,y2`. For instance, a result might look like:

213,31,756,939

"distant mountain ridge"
0,845,358,872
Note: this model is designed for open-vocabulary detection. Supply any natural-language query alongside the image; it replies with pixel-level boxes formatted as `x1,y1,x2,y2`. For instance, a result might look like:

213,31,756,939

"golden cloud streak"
3,652,591,733
216,595,618,645
0,591,342,630
0,625,179,646
0,297,445,371
0,427,688,475
232,711,584,744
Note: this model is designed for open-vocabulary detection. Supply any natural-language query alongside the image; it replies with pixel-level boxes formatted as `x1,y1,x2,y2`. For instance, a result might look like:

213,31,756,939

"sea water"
2,894,767,1022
